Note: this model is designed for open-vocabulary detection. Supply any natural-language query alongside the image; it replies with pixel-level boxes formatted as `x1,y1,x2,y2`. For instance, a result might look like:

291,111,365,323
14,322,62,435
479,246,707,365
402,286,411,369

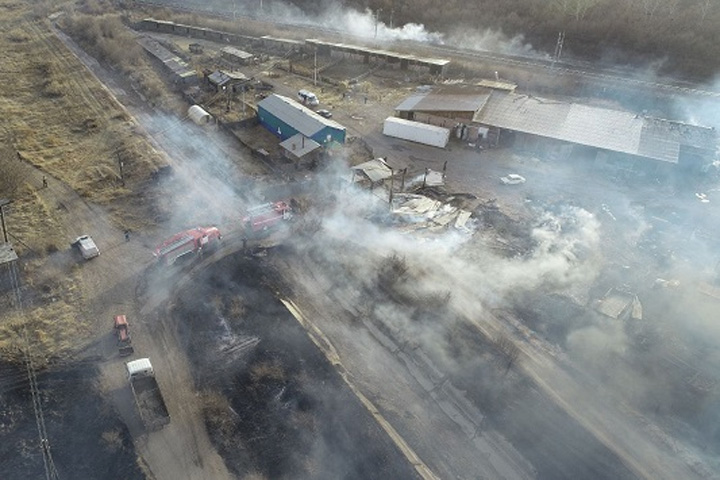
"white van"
297,89,319,106
72,235,100,259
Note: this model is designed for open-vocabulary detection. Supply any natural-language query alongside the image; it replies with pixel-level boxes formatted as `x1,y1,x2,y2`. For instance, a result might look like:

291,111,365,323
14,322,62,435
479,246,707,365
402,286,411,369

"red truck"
114,315,134,357
242,200,293,233
153,226,222,265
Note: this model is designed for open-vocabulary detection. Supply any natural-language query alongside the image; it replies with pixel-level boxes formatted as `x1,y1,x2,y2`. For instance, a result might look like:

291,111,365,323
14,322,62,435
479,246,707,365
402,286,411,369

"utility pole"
242,86,246,117
374,9,382,39
552,31,565,68
116,153,125,186
0,198,11,243
313,47,317,86
389,168,394,206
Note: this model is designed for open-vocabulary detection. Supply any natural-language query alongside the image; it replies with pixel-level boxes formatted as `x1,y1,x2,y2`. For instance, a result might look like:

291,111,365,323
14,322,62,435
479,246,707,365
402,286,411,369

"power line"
8,259,60,480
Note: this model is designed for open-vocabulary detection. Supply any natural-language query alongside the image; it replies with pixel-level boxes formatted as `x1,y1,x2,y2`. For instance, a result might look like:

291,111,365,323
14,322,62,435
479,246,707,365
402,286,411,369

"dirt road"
36,20,235,480
273,253,537,480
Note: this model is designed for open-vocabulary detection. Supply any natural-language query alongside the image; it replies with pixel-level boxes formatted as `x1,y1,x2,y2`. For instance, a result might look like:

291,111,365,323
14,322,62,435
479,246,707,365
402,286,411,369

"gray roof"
137,36,195,79
280,134,321,159
258,94,345,137
305,39,449,67
475,92,717,163
351,158,393,183
221,46,253,60
0,243,18,265
396,91,490,113
208,71,231,87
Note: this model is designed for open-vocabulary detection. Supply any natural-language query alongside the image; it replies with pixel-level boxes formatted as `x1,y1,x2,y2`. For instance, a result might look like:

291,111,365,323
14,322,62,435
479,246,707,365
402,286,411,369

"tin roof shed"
257,94,346,144
280,134,321,160
475,91,717,164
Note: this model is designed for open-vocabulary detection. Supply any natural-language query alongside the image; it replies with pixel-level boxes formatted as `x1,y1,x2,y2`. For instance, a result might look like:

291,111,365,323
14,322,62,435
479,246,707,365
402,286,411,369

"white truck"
383,117,450,148
71,235,99,259
126,358,170,431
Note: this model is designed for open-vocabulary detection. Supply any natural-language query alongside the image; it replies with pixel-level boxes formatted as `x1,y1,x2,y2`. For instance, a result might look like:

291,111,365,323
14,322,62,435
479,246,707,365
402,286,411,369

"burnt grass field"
0,362,142,480
174,251,421,480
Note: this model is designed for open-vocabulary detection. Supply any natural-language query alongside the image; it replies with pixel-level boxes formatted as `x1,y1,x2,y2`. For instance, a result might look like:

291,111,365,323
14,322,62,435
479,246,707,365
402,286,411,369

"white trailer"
383,117,450,148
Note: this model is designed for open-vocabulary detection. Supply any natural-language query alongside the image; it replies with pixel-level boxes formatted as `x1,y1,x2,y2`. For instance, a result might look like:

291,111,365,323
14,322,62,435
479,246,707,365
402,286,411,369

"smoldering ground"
277,152,720,478
173,255,423,480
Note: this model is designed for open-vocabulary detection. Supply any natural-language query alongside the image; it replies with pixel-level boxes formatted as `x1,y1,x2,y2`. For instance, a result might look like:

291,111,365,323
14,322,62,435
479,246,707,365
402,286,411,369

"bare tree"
552,0,601,21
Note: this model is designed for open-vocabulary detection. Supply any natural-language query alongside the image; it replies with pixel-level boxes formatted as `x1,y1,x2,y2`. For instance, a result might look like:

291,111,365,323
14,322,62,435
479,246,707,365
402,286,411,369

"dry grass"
249,361,286,383
101,428,123,452
0,1,168,360
200,390,237,439
0,14,165,206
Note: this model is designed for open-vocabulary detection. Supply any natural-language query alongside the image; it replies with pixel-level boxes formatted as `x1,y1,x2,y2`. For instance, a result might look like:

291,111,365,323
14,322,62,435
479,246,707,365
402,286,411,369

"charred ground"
0,361,143,480
174,251,421,480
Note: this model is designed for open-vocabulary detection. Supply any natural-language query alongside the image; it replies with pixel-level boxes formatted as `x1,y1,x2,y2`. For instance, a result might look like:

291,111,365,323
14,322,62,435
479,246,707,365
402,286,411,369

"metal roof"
395,89,491,113
280,134,321,158
351,158,393,183
258,94,346,137
137,36,195,79
0,243,17,265
207,71,231,87
474,92,717,163
305,38,449,67
221,46,253,60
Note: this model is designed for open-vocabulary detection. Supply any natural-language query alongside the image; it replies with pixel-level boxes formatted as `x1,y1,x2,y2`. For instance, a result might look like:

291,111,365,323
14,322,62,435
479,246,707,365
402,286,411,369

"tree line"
299,0,720,81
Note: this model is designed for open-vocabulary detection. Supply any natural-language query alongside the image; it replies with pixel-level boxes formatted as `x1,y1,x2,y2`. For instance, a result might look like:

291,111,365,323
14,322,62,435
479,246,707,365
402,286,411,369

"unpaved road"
273,253,538,480
273,238,711,480
41,20,235,480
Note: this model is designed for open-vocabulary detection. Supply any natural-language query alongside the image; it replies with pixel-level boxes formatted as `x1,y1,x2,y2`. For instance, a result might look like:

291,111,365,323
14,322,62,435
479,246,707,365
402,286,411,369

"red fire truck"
153,226,222,265
242,201,293,232
114,315,134,357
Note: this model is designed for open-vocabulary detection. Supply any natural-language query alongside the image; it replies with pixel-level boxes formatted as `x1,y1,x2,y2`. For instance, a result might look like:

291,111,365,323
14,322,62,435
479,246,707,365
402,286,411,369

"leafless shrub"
228,297,246,318
250,361,286,383
200,390,237,439
417,290,452,311
0,146,29,198
492,334,521,375
101,429,123,452
378,253,408,289
60,14,142,72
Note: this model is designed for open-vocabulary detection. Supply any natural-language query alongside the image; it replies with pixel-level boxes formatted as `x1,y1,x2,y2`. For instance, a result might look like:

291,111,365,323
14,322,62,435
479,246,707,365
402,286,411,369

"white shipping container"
382,117,450,148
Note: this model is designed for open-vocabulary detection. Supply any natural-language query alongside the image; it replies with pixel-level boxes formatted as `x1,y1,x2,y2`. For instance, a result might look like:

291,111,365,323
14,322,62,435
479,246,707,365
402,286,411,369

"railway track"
135,0,720,99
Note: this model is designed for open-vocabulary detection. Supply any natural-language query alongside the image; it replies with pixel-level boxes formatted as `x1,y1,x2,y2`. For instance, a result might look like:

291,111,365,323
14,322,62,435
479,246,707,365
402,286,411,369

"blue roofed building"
257,94,346,145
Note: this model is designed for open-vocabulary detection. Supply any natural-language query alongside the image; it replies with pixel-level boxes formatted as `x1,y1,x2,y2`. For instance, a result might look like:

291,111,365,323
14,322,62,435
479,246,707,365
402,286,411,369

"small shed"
221,46,254,65
188,105,212,125
594,287,643,320
206,70,248,92
280,133,322,164
351,158,393,186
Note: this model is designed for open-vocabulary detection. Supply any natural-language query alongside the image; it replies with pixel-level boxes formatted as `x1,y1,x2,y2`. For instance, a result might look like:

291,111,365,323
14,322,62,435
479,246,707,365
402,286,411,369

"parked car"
72,235,99,259
316,109,332,118
500,174,526,185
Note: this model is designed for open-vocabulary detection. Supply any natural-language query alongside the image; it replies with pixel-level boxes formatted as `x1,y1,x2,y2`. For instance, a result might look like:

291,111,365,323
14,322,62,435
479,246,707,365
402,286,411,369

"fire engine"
242,200,293,232
153,226,222,265
114,314,134,357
